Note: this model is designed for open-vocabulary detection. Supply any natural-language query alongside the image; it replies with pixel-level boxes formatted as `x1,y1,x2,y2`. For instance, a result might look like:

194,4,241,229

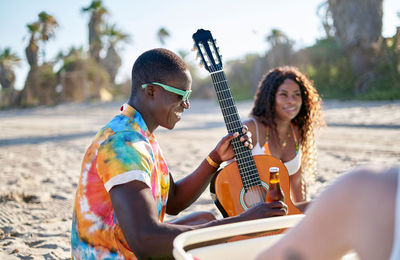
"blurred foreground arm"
256,165,398,260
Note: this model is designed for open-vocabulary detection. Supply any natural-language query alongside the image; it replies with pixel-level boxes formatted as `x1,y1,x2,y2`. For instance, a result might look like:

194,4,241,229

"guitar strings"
209,65,266,207
210,66,254,172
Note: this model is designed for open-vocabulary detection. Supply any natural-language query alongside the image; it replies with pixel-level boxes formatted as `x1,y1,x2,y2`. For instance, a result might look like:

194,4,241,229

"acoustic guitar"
192,29,301,217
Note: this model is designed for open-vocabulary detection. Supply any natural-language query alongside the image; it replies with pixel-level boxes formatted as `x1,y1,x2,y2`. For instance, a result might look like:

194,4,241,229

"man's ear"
143,84,155,98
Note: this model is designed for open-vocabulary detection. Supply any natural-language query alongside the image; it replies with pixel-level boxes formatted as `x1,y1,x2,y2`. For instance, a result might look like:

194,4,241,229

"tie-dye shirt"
71,104,170,259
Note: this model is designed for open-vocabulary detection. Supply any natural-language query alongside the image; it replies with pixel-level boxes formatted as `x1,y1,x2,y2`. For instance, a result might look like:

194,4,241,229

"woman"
244,66,324,206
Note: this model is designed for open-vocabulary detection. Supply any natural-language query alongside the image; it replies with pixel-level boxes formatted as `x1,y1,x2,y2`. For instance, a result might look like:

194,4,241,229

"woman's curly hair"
251,66,325,199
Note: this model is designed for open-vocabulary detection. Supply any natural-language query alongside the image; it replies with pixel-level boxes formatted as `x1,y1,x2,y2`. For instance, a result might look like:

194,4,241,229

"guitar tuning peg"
191,44,197,52
196,52,201,59
199,61,205,68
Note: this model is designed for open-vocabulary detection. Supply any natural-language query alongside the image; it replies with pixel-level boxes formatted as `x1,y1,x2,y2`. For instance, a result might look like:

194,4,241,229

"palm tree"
0,48,20,108
37,11,59,62
328,0,383,93
265,29,294,68
19,21,41,106
24,12,58,68
316,1,334,39
157,27,170,46
0,48,20,89
25,22,40,69
21,11,59,106
266,29,291,48
81,0,108,62
102,23,131,84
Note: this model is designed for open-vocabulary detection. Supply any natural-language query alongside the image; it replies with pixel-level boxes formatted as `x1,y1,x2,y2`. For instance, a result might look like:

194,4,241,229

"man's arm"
110,180,191,259
166,129,252,214
166,152,220,215
111,179,287,259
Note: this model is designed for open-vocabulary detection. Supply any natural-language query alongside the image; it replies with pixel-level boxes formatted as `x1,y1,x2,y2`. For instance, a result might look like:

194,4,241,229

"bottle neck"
270,172,280,184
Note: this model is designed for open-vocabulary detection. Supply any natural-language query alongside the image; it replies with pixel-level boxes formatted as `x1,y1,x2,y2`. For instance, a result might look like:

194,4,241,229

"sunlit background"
0,0,399,107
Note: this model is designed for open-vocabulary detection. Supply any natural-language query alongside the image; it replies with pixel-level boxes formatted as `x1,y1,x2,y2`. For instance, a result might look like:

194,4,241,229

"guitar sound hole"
244,185,267,208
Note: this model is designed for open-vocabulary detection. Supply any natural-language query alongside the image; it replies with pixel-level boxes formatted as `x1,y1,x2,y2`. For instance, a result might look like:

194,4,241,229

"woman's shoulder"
243,117,258,128
243,117,259,143
291,124,302,141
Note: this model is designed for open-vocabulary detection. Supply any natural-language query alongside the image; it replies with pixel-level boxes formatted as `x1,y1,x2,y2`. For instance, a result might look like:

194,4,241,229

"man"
71,48,287,259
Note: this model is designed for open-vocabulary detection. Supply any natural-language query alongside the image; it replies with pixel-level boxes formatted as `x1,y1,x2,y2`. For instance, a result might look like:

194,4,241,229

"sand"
0,99,399,259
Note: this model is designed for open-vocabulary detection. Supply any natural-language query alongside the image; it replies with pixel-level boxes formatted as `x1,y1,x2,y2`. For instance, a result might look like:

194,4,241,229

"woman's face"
274,78,302,122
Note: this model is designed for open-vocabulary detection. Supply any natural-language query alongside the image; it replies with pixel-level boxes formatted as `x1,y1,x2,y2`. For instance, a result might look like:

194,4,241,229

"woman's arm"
289,168,305,203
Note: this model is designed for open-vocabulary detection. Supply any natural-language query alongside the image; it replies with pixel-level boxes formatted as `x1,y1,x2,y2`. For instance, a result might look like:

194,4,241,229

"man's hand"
211,126,253,163
238,201,288,221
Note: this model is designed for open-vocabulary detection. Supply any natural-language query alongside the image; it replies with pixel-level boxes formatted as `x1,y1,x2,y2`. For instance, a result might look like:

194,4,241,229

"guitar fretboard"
210,68,262,190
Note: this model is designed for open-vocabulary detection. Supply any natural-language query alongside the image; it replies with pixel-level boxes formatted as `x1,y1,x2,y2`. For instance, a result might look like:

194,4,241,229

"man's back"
71,105,169,259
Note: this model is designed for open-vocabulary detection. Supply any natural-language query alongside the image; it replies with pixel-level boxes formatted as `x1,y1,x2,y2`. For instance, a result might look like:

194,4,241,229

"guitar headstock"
192,29,223,72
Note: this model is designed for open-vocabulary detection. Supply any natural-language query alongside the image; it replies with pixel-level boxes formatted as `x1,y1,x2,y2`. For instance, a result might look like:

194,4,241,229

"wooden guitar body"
211,155,302,217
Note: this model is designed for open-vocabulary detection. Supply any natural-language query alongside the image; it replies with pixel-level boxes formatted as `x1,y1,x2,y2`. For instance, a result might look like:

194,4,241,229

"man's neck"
128,99,157,134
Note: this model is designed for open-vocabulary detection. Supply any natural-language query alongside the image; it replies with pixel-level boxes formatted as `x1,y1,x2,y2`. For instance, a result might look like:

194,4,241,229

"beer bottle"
266,167,285,203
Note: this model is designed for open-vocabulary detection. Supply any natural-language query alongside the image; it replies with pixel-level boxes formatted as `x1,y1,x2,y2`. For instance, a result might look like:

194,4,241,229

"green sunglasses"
141,82,192,102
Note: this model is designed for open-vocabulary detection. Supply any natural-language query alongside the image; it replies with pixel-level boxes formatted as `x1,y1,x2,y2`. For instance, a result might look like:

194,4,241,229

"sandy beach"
0,98,399,259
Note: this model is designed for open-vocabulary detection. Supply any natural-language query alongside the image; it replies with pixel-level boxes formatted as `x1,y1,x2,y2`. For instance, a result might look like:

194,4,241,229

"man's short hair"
130,48,188,95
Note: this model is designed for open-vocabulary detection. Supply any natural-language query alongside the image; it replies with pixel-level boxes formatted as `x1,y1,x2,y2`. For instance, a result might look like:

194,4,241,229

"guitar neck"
210,70,242,135
210,69,261,189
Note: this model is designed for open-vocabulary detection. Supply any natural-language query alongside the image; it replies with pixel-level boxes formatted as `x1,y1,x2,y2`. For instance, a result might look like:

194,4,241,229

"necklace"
265,124,299,152
281,131,291,147
266,126,291,147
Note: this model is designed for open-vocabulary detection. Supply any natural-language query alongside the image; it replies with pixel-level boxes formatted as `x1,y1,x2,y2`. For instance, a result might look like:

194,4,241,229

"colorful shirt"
71,104,170,259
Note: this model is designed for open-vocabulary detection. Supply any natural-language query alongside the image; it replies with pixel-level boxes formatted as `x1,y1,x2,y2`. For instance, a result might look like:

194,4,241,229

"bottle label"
269,178,280,184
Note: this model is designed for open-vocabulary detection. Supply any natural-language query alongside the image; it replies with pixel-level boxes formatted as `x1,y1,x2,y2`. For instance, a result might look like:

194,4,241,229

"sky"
1,0,399,90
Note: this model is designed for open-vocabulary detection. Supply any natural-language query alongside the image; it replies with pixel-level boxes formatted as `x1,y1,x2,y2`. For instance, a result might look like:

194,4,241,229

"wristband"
206,155,220,168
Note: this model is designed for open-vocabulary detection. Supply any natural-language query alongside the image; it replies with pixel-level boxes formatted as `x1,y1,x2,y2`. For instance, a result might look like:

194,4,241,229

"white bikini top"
249,118,301,176
389,167,400,260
